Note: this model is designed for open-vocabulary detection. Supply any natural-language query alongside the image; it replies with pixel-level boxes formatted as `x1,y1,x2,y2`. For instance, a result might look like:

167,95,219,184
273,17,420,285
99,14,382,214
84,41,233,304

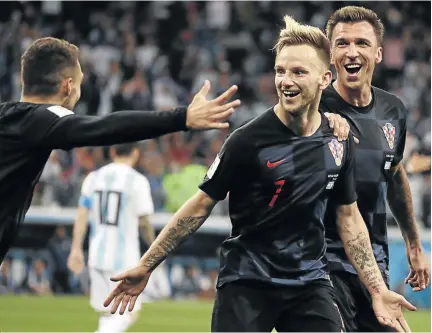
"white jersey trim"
47,105,74,118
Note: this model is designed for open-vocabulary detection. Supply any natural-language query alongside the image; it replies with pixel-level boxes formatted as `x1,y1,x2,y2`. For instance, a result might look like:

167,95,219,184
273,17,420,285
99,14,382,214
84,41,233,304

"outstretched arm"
29,81,240,150
138,190,217,272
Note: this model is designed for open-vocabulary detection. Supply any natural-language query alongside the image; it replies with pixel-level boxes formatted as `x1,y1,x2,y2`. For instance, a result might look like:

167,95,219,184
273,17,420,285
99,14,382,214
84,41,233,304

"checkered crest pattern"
328,139,344,166
382,123,395,149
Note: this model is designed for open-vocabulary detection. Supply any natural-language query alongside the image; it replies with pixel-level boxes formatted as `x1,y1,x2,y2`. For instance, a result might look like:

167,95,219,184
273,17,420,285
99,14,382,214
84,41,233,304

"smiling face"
274,44,332,116
330,21,382,90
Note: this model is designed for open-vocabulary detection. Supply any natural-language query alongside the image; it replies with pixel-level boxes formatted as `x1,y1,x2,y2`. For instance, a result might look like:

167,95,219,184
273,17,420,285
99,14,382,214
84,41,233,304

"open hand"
103,266,151,315
372,290,416,332
186,80,241,130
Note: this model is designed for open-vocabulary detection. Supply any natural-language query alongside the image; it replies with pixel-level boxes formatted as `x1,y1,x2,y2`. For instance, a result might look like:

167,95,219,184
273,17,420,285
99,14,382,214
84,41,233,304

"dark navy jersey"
321,83,408,275
199,107,357,288
0,102,188,263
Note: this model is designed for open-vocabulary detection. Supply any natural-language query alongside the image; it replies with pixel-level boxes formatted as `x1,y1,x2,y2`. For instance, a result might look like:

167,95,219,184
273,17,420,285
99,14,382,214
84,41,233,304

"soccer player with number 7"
104,16,415,332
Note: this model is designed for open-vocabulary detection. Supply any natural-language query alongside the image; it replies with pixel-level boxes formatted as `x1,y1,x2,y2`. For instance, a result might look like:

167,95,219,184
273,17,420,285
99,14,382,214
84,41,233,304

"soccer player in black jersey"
321,6,430,332
104,16,415,332
0,37,241,264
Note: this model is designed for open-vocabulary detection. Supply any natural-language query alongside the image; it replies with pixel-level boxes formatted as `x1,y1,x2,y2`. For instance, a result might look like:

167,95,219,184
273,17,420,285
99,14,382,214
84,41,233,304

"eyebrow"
335,37,372,44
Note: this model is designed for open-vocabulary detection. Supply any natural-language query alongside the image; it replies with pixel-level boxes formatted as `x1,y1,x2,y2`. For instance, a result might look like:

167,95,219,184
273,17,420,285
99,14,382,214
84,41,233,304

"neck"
113,157,134,168
21,94,65,107
275,100,322,137
333,79,372,107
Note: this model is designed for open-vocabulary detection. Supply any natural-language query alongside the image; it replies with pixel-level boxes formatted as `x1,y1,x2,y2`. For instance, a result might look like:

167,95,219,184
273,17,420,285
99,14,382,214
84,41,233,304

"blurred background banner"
0,1,429,332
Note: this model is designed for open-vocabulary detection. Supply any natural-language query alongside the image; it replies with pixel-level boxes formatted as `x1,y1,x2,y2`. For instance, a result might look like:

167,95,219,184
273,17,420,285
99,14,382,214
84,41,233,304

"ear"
132,148,140,160
376,46,383,65
63,78,73,96
320,70,332,91
109,147,116,160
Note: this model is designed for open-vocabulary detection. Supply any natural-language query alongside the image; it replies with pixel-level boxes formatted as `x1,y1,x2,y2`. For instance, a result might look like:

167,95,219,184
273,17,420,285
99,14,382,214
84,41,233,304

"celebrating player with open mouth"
104,15,415,332
321,6,430,332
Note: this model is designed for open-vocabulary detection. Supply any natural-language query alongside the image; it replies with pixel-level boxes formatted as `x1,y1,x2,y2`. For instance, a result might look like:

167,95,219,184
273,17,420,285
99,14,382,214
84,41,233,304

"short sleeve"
134,174,155,216
332,134,358,205
78,172,95,209
199,131,248,201
393,101,408,166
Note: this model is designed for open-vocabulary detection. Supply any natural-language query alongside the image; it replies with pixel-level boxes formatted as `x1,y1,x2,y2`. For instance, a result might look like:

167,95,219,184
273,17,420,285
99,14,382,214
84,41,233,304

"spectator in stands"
0,257,14,294
47,226,73,294
27,258,52,296
141,152,168,212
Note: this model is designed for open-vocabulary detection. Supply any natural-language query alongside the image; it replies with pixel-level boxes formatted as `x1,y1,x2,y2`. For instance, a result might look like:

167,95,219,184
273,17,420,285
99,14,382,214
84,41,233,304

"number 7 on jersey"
269,180,285,207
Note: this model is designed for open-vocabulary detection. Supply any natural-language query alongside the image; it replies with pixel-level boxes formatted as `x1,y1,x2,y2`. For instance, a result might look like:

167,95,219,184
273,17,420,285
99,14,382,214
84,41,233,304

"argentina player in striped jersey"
0,37,240,265
67,143,164,333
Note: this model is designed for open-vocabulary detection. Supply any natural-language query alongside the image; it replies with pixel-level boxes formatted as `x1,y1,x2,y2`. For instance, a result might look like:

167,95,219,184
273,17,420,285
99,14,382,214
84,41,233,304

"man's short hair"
113,143,139,157
273,16,331,69
326,6,385,45
21,37,79,97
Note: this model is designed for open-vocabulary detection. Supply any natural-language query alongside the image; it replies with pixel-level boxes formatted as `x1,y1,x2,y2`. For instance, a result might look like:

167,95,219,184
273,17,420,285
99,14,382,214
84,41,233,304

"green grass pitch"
0,295,430,332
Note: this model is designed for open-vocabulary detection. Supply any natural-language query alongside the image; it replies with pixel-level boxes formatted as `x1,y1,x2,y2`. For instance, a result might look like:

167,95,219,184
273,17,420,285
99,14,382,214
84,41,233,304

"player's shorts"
0,217,20,264
211,279,345,332
330,270,394,332
89,267,144,313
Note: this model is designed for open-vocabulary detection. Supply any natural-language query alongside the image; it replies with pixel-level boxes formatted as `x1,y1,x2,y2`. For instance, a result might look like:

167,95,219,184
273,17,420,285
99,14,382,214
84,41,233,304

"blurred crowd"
0,1,430,225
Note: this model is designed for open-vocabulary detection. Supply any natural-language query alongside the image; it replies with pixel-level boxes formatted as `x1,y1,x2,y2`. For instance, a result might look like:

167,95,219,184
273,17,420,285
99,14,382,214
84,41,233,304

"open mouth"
344,64,362,75
282,90,300,98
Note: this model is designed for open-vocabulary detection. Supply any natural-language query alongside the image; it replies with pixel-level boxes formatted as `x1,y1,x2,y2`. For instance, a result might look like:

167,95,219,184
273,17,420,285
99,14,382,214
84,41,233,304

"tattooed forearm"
158,227,180,253
363,269,383,295
343,231,386,295
177,216,206,234
346,232,375,270
158,216,207,253
387,165,421,248
338,205,387,295
140,215,207,272
142,247,166,270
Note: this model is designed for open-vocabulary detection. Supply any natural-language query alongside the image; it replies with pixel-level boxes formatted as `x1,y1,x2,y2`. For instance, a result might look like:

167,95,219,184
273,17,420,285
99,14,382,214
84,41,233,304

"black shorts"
330,271,394,332
0,217,19,264
211,280,345,332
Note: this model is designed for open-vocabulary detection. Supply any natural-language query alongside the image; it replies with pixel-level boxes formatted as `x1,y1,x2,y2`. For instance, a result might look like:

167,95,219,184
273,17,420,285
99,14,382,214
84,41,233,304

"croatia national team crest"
328,139,344,166
382,123,395,149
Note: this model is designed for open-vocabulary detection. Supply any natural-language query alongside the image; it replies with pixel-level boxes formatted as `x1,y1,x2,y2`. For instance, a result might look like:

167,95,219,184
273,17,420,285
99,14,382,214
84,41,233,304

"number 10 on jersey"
95,190,122,226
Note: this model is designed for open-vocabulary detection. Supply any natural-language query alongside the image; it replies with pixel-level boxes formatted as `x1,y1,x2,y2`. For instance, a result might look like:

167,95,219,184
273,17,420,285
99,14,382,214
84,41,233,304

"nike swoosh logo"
267,159,286,168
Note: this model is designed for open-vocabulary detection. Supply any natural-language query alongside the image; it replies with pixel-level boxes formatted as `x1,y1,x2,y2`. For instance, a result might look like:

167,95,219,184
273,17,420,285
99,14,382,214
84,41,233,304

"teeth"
345,64,361,68
283,91,299,96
